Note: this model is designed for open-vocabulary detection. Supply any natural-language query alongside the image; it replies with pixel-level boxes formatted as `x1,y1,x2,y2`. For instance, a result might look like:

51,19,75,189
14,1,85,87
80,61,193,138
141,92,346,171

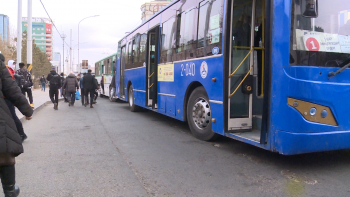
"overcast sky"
0,0,149,70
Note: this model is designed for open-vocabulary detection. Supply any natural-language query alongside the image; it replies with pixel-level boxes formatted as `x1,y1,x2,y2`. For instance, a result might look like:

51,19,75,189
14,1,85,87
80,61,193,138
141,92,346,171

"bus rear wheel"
187,86,217,141
128,84,139,112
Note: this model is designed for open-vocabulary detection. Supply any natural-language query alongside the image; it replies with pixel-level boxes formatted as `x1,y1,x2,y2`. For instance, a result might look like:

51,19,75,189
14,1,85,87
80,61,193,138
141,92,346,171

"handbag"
75,90,81,100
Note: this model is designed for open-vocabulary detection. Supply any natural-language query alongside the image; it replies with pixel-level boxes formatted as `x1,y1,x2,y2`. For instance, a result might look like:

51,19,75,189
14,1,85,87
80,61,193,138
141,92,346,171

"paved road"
13,98,350,197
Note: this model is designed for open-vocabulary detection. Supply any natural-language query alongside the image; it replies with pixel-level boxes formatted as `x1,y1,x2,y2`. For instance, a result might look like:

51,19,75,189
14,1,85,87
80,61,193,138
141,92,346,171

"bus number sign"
181,63,195,77
306,37,320,51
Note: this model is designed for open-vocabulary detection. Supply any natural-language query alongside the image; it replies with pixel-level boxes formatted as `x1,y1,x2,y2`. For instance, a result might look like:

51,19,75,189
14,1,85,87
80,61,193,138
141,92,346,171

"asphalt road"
13,98,350,197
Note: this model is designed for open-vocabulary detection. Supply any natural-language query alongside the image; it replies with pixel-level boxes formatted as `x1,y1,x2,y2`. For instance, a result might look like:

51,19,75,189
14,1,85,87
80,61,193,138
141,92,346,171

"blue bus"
112,0,350,155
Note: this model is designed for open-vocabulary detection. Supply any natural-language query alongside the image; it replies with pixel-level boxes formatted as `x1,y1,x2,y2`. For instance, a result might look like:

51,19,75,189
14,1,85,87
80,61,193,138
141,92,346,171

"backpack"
49,74,61,87
17,69,33,88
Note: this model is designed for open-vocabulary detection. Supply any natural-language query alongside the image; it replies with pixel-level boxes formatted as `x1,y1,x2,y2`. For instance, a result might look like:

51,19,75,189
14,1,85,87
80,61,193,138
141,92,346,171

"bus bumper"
275,130,350,155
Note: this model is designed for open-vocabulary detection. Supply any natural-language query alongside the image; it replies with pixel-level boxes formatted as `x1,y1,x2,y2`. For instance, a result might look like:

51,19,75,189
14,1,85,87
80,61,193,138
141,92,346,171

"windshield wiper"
328,57,350,78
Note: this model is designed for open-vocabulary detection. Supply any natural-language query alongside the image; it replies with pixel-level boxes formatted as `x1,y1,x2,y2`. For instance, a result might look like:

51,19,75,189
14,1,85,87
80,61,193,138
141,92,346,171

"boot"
3,184,20,197
90,104,93,108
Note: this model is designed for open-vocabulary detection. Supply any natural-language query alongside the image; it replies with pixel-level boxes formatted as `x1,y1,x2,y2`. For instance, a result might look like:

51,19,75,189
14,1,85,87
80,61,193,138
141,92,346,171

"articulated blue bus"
111,0,350,155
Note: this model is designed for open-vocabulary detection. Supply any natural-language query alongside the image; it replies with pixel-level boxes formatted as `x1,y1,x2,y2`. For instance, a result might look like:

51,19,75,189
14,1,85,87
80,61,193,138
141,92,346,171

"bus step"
253,115,262,131
227,130,261,142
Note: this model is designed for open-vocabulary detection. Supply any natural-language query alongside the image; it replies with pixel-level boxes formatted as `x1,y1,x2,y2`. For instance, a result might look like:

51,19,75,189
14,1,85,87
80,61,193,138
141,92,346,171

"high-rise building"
22,17,53,61
141,0,172,22
0,14,9,41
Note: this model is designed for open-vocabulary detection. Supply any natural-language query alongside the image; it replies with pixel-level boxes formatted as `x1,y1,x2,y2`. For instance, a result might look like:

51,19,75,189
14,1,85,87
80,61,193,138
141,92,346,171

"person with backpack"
6,60,29,142
16,63,34,109
62,72,79,107
46,67,61,110
82,69,98,108
40,75,46,92
0,53,33,197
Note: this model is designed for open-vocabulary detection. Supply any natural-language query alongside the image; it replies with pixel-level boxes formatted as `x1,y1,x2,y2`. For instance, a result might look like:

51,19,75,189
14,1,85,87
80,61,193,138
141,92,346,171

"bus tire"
128,84,139,112
187,86,217,141
109,86,117,102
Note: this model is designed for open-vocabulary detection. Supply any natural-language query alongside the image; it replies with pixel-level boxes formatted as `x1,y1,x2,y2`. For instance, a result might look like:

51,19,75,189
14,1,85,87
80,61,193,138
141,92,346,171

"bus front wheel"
187,86,217,141
128,85,139,112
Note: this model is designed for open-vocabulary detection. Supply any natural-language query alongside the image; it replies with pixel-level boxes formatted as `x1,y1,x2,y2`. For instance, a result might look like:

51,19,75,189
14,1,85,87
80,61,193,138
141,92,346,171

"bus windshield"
290,0,350,67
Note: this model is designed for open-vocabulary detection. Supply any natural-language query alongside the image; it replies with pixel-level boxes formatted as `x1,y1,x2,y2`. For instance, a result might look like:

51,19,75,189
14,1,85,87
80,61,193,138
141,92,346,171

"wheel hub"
192,99,211,129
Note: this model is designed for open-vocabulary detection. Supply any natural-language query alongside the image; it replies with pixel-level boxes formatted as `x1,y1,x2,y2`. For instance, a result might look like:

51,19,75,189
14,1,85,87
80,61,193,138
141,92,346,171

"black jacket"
63,73,79,92
47,70,61,88
83,73,97,90
40,77,46,83
0,58,33,156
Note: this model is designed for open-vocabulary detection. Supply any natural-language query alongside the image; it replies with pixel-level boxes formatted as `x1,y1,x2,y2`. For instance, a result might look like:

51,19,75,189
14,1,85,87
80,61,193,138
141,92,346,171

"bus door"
147,27,159,108
228,0,264,133
120,46,126,99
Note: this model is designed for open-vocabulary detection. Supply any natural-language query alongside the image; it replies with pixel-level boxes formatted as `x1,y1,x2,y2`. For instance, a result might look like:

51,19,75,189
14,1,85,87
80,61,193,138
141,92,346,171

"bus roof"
95,52,118,64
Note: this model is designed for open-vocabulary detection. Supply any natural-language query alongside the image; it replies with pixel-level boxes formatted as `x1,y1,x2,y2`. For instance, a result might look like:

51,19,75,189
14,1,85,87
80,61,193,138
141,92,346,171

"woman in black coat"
0,54,33,196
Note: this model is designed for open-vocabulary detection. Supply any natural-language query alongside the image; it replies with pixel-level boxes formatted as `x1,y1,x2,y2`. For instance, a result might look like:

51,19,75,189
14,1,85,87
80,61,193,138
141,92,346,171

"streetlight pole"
78,15,99,73
61,33,66,74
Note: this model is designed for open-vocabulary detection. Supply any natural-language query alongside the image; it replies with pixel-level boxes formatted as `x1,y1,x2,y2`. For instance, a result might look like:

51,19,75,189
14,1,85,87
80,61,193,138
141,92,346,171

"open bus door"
227,0,267,143
146,26,159,109
120,46,126,99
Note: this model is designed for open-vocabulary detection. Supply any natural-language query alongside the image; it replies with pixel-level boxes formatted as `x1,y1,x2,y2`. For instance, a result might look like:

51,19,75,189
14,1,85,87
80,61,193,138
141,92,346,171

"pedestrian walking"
40,75,46,91
16,62,34,109
82,69,98,108
0,53,33,197
47,67,61,110
60,73,64,98
101,74,105,95
5,60,29,142
93,75,99,104
62,72,79,107
80,73,86,106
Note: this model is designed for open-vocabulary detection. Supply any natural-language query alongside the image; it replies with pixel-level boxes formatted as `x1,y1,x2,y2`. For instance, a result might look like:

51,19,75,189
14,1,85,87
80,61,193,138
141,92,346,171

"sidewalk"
16,87,62,120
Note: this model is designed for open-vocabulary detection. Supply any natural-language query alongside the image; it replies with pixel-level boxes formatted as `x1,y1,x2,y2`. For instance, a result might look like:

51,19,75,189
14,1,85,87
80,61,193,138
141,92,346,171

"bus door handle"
229,66,253,98
148,72,154,79
229,48,253,78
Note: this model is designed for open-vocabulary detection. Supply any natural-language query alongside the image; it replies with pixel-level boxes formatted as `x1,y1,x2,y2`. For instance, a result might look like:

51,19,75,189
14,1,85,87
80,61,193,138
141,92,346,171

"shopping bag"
75,90,81,100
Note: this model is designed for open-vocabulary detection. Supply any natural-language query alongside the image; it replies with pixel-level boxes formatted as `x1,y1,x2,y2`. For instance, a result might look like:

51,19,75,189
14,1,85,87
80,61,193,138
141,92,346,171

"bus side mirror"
303,0,318,18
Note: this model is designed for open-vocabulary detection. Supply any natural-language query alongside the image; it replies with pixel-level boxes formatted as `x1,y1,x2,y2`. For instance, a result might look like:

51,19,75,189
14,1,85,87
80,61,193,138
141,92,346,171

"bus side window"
127,41,132,68
161,16,176,63
140,33,147,64
133,34,141,66
197,0,224,57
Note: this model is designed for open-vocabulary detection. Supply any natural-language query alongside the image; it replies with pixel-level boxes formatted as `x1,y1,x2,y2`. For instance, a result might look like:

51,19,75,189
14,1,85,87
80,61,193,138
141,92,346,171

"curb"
19,98,64,123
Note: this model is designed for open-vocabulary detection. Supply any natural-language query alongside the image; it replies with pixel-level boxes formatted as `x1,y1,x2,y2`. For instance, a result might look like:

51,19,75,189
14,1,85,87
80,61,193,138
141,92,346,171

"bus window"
127,41,132,67
161,16,176,63
197,0,224,57
290,0,350,68
176,13,182,54
140,33,147,64
176,7,198,61
133,34,141,64
183,7,198,59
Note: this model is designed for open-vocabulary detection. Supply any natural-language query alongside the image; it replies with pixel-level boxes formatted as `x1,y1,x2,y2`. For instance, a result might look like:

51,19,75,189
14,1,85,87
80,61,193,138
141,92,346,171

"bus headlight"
321,110,328,118
310,108,317,116
288,98,337,126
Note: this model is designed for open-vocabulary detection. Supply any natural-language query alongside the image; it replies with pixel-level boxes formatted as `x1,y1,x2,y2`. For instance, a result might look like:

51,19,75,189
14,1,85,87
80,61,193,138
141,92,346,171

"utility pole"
27,0,32,72
16,0,22,70
61,33,66,74
70,29,72,72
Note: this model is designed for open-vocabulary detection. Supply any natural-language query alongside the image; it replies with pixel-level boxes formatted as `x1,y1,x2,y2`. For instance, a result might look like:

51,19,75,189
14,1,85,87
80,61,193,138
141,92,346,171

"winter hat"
7,60,15,70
